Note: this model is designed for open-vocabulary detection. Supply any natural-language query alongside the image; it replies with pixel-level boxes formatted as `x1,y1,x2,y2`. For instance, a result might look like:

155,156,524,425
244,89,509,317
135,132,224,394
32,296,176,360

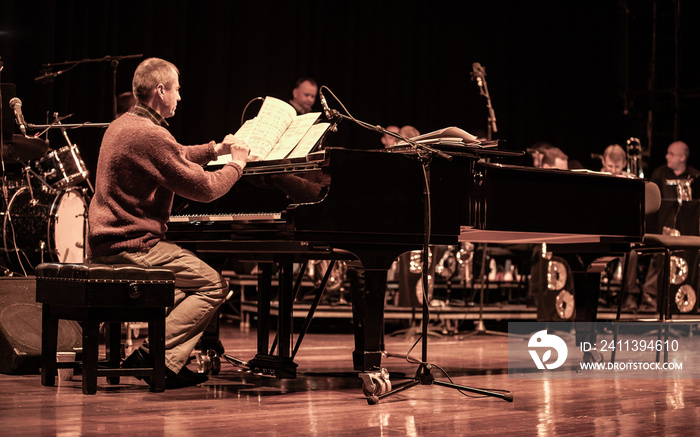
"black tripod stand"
365,151,512,405
317,86,513,404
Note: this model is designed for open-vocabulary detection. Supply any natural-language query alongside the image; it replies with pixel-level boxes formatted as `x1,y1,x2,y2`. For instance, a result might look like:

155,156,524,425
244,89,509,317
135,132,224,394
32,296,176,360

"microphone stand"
471,63,498,140
35,54,143,120
319,87,512,404
460,63,508,338
0,58,8,211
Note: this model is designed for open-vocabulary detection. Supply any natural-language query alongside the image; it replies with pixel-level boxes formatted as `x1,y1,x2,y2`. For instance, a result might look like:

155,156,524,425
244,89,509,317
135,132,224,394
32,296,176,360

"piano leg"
256,263,272,354
573,269,601,345
568,254,615,362
348,265,387,371
247,262,298,378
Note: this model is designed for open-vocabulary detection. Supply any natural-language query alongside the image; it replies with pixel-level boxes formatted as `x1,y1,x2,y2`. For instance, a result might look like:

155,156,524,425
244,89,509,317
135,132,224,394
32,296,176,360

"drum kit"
1,124,91,276
0,54,143,276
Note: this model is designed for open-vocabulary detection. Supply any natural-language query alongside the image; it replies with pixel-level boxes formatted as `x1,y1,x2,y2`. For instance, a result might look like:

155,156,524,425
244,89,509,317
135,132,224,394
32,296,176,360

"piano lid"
459,227,635,245
472,162,646,241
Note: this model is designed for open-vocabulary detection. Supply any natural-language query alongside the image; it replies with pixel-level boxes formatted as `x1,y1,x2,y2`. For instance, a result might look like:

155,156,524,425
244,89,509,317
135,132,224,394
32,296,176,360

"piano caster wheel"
583,350,604,364
359,368,392,400
196,349,221,376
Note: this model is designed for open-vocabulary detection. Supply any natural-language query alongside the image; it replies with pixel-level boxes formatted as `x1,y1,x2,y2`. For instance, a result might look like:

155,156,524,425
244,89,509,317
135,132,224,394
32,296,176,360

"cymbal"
1,134,49,161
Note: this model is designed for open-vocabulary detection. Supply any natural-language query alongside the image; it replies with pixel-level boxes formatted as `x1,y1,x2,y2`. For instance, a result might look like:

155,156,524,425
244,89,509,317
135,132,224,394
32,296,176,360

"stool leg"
41,305,58,387
106,322,121,385
150,312,166,392
82,321,100,395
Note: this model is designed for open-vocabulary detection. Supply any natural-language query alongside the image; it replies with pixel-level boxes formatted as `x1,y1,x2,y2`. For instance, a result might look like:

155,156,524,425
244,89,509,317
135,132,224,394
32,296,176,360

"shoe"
165,366,208,389
121,348,152,384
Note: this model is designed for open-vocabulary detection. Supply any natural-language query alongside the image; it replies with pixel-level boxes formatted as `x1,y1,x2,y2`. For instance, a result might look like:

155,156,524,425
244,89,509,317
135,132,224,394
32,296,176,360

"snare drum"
37,144,89,188
3,187,88,271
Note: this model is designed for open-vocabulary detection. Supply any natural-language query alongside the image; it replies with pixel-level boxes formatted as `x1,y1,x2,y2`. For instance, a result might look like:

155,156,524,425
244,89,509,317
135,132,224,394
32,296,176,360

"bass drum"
3,187,88,272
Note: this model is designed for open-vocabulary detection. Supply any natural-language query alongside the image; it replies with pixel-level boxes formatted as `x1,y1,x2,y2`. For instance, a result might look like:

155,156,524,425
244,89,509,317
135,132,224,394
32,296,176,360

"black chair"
614,182,700,362
36,263,174,394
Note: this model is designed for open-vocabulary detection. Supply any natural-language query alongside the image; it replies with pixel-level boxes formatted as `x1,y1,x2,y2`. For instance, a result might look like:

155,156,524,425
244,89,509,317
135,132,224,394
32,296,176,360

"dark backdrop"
1,0,699,183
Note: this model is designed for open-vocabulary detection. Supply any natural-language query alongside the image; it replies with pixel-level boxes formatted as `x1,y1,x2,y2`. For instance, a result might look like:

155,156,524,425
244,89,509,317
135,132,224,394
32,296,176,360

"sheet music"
207,96,326,166
265,112,321,160
246,97,296,161
287,123,331,159
208,118,257,166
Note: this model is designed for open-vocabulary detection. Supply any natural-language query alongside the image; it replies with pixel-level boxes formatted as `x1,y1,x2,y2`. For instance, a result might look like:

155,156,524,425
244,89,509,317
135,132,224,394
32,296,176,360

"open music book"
208,97,331,165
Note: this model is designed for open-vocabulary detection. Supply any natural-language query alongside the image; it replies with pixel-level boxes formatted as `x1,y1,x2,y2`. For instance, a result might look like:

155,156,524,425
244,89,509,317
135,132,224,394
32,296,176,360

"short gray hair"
132,58,179,102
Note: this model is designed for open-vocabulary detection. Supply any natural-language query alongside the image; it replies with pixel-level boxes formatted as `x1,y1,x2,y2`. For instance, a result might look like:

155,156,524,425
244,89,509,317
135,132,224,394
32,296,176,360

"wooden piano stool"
35,263,174,394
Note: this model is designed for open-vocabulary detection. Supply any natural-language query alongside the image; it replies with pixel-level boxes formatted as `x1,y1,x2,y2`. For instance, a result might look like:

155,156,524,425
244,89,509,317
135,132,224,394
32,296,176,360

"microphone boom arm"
319,86,452,161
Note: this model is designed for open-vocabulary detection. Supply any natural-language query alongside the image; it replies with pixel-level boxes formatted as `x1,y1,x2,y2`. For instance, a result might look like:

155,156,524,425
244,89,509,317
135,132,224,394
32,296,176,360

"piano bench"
35,262,175,395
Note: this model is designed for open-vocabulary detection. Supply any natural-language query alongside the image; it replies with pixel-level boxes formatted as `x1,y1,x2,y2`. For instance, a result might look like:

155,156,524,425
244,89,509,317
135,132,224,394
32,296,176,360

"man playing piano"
87,57,250,388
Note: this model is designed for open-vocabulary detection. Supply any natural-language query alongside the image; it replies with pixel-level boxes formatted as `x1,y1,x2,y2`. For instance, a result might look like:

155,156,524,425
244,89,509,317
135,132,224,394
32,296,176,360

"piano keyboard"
168,212,283,223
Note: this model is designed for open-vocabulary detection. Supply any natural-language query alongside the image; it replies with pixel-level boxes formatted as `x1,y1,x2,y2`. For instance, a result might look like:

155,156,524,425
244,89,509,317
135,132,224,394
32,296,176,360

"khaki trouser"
91,240,227,373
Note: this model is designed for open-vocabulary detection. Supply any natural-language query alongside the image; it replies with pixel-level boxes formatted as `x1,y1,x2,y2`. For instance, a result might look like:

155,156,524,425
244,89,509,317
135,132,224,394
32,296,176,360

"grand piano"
166,145,646,376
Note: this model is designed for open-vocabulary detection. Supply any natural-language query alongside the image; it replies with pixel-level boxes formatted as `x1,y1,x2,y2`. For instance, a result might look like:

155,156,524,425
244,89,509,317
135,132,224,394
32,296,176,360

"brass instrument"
626,137,644,178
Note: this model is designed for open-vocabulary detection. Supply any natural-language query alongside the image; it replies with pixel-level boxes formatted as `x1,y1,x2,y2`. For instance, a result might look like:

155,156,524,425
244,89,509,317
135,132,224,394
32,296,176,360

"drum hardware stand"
4,162,54,276
27,113,106,194
31,113,73,139
39,241,47,265
315,86,512,404
55,115,94,194
17,160,55,204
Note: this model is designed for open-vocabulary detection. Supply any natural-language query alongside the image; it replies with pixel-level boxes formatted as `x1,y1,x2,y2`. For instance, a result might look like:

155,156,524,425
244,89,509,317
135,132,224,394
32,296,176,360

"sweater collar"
131,102,169,127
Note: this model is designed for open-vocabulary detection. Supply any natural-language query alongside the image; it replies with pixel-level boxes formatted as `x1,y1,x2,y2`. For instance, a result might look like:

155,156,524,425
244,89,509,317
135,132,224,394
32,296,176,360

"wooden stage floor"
1,318,700,436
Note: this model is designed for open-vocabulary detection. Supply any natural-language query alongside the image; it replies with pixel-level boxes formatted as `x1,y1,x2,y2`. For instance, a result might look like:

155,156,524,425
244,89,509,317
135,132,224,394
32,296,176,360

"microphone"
9,97,28,136
319,91,335,120
34,70,62,83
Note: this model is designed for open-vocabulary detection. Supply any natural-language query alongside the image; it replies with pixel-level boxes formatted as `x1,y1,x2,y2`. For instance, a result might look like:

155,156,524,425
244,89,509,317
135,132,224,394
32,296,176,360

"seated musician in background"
87,57,250,388
399,125,420,140
529,141,553,168
650,140,700,235
600,144,634,178
541,146,569,170
116,91,136,118
625,140,700,311
381,125,400,147
289,77,318,115
597,144,637,307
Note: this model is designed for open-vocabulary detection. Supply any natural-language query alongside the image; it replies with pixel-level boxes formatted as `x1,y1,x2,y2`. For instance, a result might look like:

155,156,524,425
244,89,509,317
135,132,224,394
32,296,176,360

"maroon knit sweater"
87,112,242,258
